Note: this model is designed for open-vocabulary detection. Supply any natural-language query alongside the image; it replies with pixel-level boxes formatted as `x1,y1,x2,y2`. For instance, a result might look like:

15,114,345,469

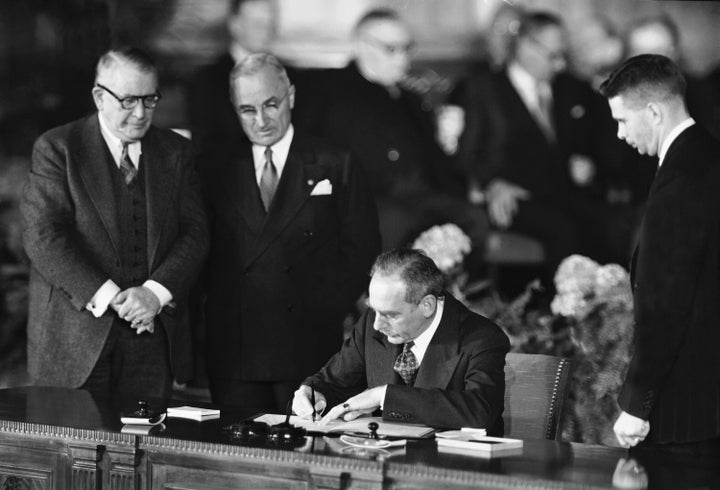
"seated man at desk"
292,249,509,434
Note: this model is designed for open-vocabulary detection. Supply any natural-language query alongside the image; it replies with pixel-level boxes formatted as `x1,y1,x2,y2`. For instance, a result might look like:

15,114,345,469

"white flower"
554,254,599,297
412,223,471,273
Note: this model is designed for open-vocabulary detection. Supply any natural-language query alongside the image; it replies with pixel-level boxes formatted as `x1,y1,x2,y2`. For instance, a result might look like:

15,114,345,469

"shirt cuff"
379,385,388,410
143,280,173,308
86,279,121,318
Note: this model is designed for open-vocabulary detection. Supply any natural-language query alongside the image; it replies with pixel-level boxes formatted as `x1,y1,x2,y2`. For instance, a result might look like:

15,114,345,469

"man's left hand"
614,411,650,448
111,286,161,326
319,386,386,426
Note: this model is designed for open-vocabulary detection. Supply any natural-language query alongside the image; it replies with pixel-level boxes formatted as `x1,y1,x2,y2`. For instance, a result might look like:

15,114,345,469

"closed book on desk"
437,435,523,457
167,406,220,421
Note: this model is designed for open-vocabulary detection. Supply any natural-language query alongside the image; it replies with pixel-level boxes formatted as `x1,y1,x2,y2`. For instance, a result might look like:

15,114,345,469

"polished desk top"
0,386,711,489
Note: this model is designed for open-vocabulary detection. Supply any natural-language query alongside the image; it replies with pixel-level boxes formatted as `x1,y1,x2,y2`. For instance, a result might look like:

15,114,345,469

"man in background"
292,248,509,432
601,54,720,464
300,8,487,258
454,11,630,283
202,54,379,411
21,46,208,399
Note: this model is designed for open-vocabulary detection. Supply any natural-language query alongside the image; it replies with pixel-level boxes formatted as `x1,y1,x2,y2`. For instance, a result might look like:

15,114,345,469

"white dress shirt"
85,114,172,318
252,124,294,184
658,118,695,168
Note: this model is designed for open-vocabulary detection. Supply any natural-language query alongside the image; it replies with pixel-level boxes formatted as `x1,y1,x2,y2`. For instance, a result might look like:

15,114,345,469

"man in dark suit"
301,9,487,255
203,53,380,411
21,47,209,399
454,11,631,278
292,249,509,432
601,55,720,461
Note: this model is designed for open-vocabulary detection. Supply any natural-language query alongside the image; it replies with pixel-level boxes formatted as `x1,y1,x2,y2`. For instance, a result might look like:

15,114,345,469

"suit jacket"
21,114,209,387
300,63,464,199
620,125,720,443
304,294,510,433
203,132,380,382
454,68,615,199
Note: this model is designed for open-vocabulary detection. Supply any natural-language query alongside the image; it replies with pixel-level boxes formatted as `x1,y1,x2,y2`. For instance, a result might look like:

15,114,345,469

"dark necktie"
535,83,556,143
119,142,137,185
393,341,418,385
259,146,278,212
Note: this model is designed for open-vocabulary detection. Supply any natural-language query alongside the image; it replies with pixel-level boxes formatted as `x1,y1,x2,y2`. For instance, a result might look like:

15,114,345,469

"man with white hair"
21,46,208,399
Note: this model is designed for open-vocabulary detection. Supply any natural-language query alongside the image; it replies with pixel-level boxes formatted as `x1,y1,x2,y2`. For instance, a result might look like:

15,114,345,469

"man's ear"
91,86,104,111
646,102,663,125
420,295,437,318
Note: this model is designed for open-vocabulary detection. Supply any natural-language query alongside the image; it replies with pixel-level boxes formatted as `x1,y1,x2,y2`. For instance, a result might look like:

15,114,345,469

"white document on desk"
254,414,434,438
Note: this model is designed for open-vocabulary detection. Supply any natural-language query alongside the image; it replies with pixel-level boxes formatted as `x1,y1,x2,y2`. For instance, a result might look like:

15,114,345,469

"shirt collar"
97,112,142,169
410,297,445,364
507,61,545,109
252,124,294,179
658,118,695,167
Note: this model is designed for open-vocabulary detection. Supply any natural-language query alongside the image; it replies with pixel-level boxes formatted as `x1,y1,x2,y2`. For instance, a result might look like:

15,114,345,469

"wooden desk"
0,386,708,489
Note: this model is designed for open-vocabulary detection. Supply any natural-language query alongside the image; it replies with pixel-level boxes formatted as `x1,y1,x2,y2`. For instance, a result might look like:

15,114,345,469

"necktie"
535,83,556,143
393,341,418,385
259,146,278,212
119,142,137,185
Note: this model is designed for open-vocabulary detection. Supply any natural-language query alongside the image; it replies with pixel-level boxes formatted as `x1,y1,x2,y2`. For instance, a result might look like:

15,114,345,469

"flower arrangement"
551,255,634,446
412,223,471,299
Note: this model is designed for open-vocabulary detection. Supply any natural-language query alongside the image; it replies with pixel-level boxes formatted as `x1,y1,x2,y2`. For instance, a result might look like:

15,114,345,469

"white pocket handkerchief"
310,179,332,196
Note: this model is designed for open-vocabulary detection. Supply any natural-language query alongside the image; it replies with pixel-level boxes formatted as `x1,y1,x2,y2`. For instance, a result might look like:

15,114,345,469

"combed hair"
229,52,290,103
95,46,157,83
370,249,444,305
353,7,400,36
517,11,563,39
599,54,686,107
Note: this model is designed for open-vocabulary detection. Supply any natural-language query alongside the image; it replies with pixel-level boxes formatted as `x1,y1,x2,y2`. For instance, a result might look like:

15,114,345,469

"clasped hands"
614,411,650,449
292,385,386,425
110,286,161,335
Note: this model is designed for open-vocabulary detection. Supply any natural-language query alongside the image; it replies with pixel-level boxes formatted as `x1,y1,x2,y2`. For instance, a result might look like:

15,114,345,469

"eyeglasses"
526,35,567,65
236,90,291,120
364,34,416,56
96,83,162,110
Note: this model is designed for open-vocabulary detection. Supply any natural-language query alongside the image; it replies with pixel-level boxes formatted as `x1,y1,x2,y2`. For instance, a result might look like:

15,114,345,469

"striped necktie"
120,141,137,185
259,146,278,212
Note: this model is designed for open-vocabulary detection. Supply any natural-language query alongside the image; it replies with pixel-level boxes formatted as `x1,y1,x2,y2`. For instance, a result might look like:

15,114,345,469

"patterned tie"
259,146,278,212
535,83,556,143
119,141,137,185
393,341,418,385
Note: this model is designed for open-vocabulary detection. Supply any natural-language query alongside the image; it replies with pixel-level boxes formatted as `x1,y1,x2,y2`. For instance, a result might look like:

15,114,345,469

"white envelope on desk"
310,179,332,196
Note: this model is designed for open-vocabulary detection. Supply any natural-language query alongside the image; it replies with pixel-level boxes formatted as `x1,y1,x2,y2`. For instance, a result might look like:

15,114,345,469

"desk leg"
69,443,102,489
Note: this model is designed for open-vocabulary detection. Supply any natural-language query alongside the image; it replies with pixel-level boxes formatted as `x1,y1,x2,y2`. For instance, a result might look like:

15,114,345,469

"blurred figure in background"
300,8,488,269
453,11,632,287
188,0,279,162
625,14,720,140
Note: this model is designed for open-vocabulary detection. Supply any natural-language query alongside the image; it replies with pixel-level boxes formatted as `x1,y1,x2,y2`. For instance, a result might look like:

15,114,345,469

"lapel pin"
307,179,315,186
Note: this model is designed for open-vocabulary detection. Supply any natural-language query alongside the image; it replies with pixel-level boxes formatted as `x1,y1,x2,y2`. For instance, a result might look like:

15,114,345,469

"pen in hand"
310,383,317,422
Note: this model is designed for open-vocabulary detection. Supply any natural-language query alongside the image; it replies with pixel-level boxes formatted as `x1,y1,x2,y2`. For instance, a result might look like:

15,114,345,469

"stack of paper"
436,434,523,457
167,406,220,421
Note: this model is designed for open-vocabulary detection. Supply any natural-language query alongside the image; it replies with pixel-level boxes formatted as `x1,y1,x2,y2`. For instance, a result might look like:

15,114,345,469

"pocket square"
310,179,332,196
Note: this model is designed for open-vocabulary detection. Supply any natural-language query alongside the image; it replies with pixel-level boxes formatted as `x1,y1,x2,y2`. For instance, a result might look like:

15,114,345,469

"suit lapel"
231,143,265,235
243,135,327,267
77,115,121,260
368,328,403,387
143,129,175,269
414,296,462,389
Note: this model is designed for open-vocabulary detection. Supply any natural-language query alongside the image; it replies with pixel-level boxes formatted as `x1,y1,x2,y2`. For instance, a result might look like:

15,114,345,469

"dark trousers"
630,438,720,489
208,378,302,413
81,318,172,400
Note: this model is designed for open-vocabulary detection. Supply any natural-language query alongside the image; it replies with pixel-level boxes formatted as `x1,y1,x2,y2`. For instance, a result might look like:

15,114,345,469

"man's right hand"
292,385,327,420
485,178,531,229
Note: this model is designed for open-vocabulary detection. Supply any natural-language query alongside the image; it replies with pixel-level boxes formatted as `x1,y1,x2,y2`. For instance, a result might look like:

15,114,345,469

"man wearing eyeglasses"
454,11,631,287
21,47,209,399
300,8,488,259
202,53,380,411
